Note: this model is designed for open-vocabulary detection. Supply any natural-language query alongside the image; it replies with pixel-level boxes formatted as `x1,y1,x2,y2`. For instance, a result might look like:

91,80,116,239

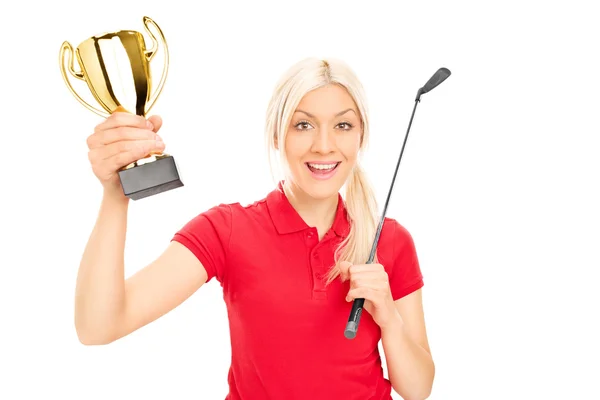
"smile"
306,162,340,171
305,162,341,180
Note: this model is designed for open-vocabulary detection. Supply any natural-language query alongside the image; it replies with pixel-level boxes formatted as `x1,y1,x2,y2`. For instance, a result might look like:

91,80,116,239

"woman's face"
283,83,362,201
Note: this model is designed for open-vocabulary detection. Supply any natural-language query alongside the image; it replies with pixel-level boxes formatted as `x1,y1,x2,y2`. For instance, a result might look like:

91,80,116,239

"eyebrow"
295,108,357,118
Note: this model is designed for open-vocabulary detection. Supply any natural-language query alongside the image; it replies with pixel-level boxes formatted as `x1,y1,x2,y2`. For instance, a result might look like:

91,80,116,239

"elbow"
394,388,431,400
393,388,433,400
75,319,117,346
409,390,433,400
77,333,114,346
392,364,435,400
76,328,115,346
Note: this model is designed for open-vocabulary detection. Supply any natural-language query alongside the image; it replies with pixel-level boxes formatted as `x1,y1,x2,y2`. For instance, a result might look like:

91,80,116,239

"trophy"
59,16,183,200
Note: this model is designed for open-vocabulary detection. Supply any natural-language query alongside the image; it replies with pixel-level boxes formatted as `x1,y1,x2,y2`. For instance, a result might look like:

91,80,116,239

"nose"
310,127,335,154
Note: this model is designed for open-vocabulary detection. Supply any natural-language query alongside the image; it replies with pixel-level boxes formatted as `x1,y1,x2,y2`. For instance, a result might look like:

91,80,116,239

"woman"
76,57,434,399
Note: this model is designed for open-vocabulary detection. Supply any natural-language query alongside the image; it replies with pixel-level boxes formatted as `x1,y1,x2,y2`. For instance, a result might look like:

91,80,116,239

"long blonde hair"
264,57,379,283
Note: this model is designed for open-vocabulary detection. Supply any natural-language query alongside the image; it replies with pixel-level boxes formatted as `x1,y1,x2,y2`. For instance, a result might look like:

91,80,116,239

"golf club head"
416,67,451,101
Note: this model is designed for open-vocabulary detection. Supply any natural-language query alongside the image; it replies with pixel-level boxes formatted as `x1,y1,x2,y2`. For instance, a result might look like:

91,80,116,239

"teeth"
308,163,338,170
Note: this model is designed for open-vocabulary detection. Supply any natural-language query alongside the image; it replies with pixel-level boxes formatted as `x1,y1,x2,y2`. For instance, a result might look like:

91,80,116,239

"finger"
101,140,165,172
97,138,165,162
147,115,163,133
347,287,386,303
88,127,158,149
338,261,352,281
95,111,152,133
349,263,383,275
346,288,375,302
349,269,389,282
349,277,385,292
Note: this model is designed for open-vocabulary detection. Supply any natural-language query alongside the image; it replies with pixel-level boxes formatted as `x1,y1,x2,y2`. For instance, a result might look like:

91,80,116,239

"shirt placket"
306,228,331,300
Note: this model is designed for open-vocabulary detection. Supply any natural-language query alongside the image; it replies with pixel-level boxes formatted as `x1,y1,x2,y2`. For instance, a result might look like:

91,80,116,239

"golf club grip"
344,232,379,340
344,298,365,339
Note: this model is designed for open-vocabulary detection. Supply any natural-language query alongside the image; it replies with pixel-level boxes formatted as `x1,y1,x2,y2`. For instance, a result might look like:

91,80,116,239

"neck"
283,181,338,238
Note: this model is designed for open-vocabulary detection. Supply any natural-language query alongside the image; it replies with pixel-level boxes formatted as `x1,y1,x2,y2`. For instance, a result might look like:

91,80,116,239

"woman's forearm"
381,313,435,400
74,190,129,344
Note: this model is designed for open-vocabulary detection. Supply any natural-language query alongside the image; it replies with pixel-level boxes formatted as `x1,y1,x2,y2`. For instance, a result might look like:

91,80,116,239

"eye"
294,120,313,130
337,122,354,130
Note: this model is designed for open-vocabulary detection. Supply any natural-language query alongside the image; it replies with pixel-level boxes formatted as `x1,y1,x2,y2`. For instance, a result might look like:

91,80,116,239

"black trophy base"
118,155,183,200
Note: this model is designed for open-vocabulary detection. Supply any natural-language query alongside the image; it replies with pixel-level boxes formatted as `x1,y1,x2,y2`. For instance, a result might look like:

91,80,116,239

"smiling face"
282,83,363,201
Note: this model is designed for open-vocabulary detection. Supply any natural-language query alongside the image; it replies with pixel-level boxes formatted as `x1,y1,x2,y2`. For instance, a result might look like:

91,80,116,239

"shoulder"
183,195,271,230
377,217,420,270
222,197,271,225
379,218,424,298
172,195,271,253
379,217,417,251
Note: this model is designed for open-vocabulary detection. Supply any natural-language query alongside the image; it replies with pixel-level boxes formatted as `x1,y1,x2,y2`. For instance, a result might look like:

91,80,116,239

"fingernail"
147,121,154,130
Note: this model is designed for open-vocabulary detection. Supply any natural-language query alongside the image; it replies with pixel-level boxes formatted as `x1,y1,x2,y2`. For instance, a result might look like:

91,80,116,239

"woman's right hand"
86,111,165,196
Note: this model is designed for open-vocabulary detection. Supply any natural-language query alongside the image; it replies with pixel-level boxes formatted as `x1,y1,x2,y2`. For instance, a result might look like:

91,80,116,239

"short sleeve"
171,203,232,284
388,221,424,300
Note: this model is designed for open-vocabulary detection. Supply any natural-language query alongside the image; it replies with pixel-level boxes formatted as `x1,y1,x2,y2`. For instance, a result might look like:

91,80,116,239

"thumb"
339,261,352,282
147,115,163,133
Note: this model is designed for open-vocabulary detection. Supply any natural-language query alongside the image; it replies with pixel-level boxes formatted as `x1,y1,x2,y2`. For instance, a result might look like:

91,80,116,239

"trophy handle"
59,41,110,118
142,16,169,115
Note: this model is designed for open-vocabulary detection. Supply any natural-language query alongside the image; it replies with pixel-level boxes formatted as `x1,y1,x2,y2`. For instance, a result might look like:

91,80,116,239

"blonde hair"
264,57,380,284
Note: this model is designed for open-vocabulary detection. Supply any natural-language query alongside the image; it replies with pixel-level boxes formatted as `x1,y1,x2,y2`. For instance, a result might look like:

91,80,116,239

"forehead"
295,84,358,117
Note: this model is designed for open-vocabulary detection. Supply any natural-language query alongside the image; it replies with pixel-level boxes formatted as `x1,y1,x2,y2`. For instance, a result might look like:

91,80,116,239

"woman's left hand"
340,261,399,329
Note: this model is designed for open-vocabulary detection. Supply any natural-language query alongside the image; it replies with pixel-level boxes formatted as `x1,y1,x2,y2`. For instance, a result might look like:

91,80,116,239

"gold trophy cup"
59,16,183,200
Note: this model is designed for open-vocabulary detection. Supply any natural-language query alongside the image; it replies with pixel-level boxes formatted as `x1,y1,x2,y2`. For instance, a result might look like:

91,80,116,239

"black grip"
344,298,365,339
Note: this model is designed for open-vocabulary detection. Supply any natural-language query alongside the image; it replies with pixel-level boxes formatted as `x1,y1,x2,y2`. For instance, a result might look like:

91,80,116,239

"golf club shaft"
344,97,421,339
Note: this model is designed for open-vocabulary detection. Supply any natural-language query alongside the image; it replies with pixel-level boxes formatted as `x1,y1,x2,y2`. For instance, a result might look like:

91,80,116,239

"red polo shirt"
171,183,424,399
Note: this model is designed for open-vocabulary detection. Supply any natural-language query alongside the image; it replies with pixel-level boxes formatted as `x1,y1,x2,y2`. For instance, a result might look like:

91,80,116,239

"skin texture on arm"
75,191,208,345
74,191,130,344
381,290,435,400
75,111,210,346
342,261,434,399
115,240,208,343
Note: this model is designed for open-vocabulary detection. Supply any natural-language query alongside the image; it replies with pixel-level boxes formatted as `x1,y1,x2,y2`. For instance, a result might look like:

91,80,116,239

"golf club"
344,67,451,340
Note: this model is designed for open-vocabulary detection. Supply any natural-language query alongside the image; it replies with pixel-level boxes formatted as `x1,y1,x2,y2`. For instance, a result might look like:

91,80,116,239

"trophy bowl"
59,16,183,200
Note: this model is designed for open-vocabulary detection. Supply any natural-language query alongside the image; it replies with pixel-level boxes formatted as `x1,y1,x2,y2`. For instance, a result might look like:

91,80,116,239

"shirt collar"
266,181,350,238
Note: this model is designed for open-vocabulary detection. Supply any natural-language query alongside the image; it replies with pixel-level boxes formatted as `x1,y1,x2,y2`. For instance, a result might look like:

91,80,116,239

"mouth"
305,161,341,180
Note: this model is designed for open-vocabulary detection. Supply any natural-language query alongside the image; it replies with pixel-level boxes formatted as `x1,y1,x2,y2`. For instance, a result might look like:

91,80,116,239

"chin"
299,183,340,200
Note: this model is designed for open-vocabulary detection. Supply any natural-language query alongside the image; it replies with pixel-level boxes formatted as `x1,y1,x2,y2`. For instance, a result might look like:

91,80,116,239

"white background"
1,0,599,399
